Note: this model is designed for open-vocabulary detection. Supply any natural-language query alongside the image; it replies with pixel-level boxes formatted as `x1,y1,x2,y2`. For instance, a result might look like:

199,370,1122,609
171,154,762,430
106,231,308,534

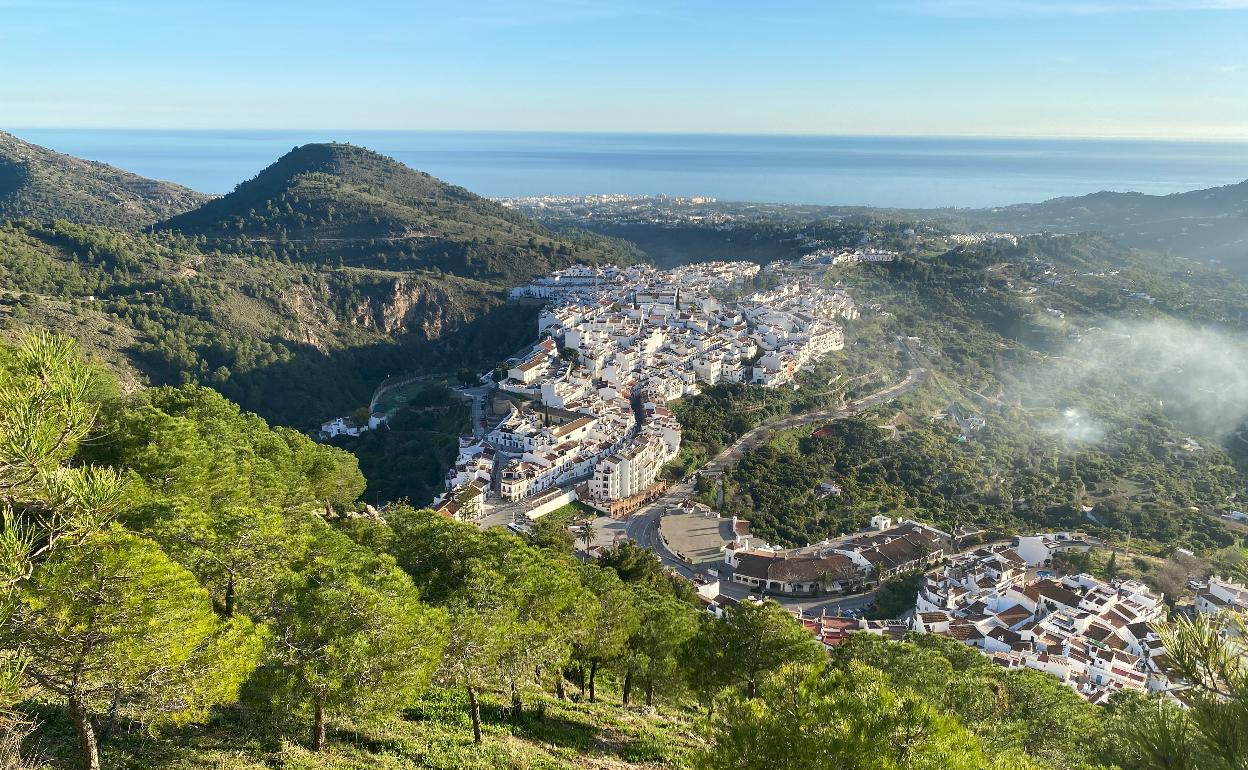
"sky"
2,0,1247,139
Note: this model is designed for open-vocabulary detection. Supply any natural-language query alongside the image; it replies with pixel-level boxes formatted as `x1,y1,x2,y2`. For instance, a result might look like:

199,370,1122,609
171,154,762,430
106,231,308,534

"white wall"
524,489,579,521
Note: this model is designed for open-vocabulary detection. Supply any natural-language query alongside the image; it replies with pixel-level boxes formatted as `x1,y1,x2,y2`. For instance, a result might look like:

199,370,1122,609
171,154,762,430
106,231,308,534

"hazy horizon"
14,128,1247,208
11,126,1248,143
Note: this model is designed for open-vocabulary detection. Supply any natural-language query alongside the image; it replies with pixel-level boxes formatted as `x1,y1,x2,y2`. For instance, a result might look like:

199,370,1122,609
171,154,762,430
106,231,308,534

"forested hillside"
949,178,1248,271
158,142,640,283
0,131,209,229
683,233,1248,561
3,335,1243,770
0,137,639,428
0,219,541,427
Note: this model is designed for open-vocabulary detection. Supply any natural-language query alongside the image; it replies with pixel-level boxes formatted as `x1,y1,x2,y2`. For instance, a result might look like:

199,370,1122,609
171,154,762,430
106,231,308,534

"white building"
1015,532,1100,566
469,261,860,505
1195,577,1248,618
910,553,1168,703
320,411,387,438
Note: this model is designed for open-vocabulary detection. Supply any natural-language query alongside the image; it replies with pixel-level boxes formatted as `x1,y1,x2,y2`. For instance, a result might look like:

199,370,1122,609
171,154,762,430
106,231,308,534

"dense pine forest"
0,137,637,430
0,131,208,230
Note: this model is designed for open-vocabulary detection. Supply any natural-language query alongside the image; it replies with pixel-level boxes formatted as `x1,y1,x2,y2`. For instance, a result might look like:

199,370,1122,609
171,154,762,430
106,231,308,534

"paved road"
624,487,693,564
479,336,998,619
369,369,459,414
611,336,930,610
626,336,926,555
716,579,879,617
481,336,928,615
455,385,491,439
705,336,925,477
584,516,629,549
619,498,881,614
476,505,520,532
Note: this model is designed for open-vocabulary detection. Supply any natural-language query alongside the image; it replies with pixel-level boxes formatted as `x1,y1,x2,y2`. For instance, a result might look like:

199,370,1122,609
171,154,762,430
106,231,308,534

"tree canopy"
6,530,262,770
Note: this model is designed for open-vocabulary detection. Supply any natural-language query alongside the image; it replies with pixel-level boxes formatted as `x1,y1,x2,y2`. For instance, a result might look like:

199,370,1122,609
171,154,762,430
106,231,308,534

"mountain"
0,130,210,229
158,142,636,283
0,140,638,429
955,178,1248,269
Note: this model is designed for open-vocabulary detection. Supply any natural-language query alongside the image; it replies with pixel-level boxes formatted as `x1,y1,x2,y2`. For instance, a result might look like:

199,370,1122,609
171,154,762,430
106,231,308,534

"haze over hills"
158,142,637,284
0,130,209,229
950,178,1248,269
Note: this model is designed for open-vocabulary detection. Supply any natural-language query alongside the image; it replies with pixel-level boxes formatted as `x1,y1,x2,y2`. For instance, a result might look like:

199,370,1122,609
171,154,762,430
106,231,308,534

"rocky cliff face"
348,275,504,339
278,286,341,351
271,271,506,348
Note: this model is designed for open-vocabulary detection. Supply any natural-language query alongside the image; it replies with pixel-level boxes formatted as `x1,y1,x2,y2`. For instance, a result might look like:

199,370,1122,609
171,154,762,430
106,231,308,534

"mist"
1031,318,1248,441
1041,407,1107,445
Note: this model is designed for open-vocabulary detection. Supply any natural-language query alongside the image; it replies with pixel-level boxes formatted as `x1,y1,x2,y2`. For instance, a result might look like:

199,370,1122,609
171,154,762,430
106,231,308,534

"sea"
15,129,1248,209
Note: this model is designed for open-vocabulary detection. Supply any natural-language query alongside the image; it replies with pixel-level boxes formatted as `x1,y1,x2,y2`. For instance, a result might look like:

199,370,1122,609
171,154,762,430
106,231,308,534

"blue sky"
3,0,1246,138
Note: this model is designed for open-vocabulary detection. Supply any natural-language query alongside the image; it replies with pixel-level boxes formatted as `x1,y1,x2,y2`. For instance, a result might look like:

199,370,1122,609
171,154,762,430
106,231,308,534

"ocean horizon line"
10,128,1247,208
9,126,1248,145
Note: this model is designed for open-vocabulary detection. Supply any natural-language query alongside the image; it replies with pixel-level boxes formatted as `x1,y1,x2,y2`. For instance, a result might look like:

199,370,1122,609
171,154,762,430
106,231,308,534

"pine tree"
259,525,447,751
0,334,126,766
6,531,263,770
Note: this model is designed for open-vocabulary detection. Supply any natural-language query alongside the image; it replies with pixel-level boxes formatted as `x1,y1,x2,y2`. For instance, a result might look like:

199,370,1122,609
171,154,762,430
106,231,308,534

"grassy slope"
27,686,703,770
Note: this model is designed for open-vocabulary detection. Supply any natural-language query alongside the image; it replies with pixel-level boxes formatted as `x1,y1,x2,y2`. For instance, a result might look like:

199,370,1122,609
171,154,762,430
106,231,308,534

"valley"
7,3,1248,768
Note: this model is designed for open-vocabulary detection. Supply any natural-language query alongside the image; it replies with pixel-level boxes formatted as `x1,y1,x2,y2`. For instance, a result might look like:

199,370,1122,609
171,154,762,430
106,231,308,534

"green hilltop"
157,142,638,283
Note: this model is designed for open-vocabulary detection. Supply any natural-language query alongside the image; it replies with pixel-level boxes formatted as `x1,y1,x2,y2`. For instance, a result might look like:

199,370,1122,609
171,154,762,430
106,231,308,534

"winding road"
476,335,929,615
619,336,929,613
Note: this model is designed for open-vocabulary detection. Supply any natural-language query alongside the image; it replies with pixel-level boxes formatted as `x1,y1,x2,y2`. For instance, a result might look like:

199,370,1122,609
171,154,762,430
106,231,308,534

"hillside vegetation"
328,382,473,507
0,137,640,428
0,131,208,229
682,233,1248,559
2,336,1244,770
158,142,639,283
0,219,542,427
949,179,1248,270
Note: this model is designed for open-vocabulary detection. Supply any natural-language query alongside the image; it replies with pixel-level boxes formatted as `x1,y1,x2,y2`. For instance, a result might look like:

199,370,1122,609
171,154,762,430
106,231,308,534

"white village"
431,261,856,520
